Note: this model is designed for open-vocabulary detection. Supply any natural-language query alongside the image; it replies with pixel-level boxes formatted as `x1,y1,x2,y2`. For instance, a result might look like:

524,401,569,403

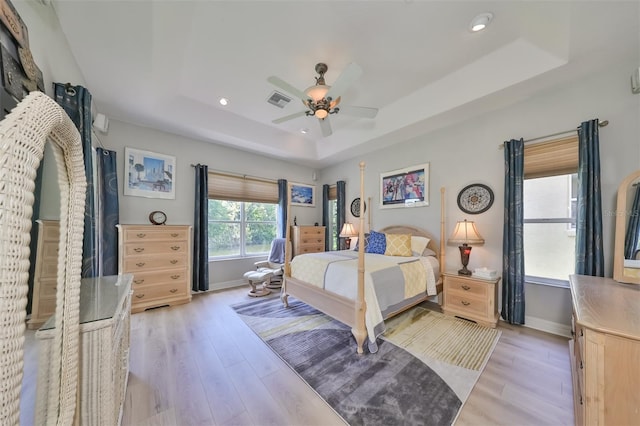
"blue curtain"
575,119,604,277
624,185,640,259
54,83,97,277
337,181,346,250
193,164,209,292
322,184,330,250
277,179,287,238
502,138,525,325
96,148,119,275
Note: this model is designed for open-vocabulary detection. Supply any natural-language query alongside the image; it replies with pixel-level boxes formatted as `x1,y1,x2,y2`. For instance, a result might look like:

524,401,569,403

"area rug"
232,296,500,426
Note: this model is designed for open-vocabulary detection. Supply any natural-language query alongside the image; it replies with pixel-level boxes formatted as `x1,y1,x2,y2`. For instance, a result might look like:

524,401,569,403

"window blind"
524,135,578,179
328,185,337,200
208,172,278,203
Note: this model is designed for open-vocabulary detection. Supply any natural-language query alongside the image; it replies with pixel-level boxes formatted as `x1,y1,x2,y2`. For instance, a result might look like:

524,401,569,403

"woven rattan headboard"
0,92,86,424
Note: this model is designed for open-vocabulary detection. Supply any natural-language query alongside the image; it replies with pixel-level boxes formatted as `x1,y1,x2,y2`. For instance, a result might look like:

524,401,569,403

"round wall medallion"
350,198,366,217
149,210,167,225
457,184,494,214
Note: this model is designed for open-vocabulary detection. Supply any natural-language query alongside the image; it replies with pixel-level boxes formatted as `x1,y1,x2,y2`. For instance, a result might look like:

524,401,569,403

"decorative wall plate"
457,184,494,214
350,197,366,217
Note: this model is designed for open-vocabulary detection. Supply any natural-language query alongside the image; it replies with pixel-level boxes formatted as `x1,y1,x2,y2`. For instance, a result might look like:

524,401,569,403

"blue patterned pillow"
366,230,387,254
353,233,370,251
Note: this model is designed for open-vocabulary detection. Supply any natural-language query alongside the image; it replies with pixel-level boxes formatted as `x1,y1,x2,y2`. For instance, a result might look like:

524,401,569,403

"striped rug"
233,296,500,426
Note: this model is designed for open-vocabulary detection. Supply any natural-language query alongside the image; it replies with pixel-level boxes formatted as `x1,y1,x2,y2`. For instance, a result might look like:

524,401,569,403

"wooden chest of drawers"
442,272,500,328
28,220,59,329
569,274,640,426
117,225,192,313
292,226,325,256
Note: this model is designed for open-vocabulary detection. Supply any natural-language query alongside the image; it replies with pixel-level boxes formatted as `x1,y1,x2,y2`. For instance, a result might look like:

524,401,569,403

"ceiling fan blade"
319,117,332,137
325,62,363,101
338,105,378,119
272,110,307,124
267,76,309,101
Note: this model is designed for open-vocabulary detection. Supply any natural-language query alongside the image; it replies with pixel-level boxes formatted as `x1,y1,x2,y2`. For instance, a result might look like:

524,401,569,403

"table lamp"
339,222,357,250
448,219,484,276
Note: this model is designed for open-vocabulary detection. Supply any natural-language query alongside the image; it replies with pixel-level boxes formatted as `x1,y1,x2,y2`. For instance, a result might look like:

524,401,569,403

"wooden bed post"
281,182,292,307
440,187,446,278
352,161,367,354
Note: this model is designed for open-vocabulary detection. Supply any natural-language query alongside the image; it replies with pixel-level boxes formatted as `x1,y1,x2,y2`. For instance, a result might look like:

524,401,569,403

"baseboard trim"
523,315,572,338
208,279,246,292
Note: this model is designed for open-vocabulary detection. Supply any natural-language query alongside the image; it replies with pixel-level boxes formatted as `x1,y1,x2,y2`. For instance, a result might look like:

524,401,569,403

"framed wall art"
380,163,429,209
290,182,315,207
124,147,176,199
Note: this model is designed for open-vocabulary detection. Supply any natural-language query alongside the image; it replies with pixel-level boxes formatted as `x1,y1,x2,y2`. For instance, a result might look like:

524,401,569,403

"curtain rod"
190,164,277,183
498,119,609,149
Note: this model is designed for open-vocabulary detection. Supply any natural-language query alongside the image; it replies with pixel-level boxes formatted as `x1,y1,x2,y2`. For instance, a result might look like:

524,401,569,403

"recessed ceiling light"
219,97,229,106
300,128,309,134
469,12,493,32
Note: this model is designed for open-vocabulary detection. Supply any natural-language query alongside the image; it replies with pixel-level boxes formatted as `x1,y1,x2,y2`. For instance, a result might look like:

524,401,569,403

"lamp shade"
339,222,357,237
448,220,484,245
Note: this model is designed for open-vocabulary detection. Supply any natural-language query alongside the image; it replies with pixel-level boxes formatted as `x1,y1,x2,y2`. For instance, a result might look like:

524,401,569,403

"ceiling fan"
268,62,378,137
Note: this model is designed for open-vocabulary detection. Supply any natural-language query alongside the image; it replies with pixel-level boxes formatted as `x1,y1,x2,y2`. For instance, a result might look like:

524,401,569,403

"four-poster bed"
282,162,445,354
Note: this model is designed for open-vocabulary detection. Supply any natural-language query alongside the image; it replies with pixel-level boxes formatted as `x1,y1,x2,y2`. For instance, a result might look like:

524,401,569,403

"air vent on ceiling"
267,91,292,108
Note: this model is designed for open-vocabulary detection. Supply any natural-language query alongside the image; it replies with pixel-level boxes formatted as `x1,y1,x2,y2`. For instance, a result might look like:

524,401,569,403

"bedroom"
4,0,640,425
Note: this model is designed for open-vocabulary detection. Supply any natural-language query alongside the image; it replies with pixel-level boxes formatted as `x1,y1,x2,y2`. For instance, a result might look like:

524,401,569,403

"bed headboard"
378,225,440,259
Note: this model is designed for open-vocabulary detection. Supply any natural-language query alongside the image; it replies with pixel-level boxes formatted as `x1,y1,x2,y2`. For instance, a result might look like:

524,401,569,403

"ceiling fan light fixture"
469,12,493,32
305,84,329,102
315,109,329,119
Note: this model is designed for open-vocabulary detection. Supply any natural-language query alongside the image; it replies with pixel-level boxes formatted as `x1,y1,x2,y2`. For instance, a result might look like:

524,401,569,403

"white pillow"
411,236,431,256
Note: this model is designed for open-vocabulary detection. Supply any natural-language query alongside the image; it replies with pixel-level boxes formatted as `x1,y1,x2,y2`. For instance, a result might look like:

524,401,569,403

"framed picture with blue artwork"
380,163,429,209
124,147,176,199
290,182,315,207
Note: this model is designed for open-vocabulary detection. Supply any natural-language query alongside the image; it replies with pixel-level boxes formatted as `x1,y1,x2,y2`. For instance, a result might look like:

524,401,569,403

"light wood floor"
21,287,574,425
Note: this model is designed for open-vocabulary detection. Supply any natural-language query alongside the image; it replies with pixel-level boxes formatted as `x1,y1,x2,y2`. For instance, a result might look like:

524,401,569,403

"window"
523,135,578,285
207,172,279,259
328,185,338,250
524,174,577,284
208,200,277,258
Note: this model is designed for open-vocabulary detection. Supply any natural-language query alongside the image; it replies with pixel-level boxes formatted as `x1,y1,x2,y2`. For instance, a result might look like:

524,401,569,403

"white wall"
98,120,321,286
13,0,88,220
320,59,640,332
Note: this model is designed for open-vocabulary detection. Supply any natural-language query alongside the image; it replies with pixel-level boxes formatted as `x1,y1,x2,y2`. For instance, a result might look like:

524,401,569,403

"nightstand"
442,271,500,328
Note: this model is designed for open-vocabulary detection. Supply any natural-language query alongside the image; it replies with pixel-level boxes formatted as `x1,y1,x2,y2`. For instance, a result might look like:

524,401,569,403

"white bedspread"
290,251,438,343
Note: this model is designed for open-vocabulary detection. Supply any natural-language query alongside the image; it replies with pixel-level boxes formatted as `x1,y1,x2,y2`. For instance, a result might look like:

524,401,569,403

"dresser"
569,274,640,426
442,271,500,328
28,220,59,330
117,225,192,313
36,275,133,425
291,225,325,256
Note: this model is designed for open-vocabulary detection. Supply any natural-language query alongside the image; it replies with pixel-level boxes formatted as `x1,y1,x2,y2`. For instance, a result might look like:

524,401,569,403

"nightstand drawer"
447,293,487,316
445,276,487,297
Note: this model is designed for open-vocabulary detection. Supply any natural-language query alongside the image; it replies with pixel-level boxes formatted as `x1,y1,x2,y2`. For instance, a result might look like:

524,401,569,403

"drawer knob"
171,275,180,280
169,288,178,293
461,285,471,291
134,279,145,284
170,259,178,264
136,233,146,238
135,294,145,299
171,233,179,237
171,246,180,251
134,247,145,253
136,262,146,267
461,300,470,306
